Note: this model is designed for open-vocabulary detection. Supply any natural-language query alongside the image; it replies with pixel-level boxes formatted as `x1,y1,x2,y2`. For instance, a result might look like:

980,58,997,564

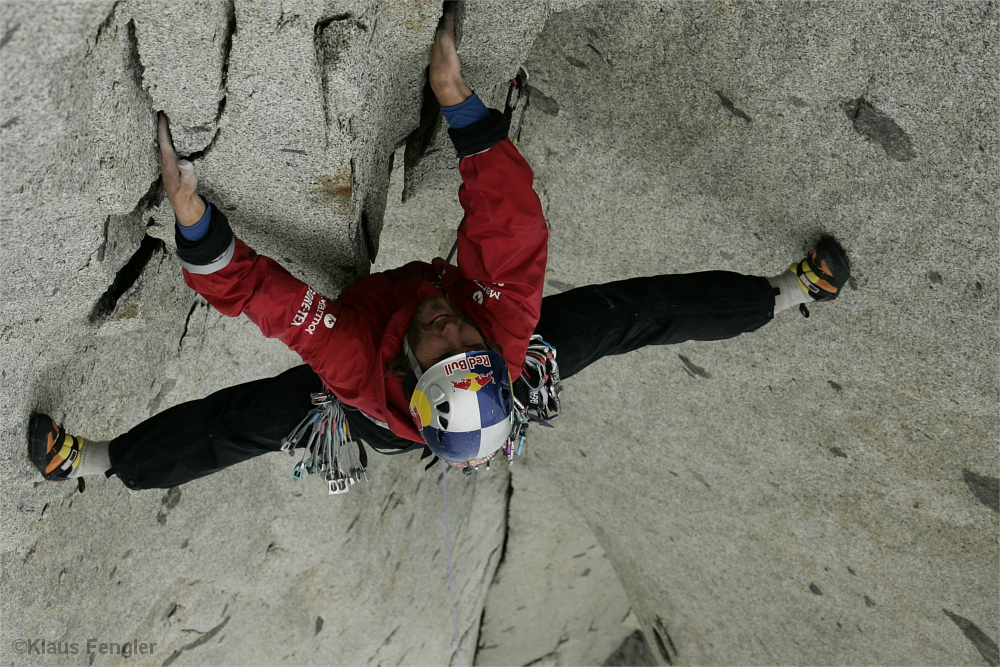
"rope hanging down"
442,461,463,664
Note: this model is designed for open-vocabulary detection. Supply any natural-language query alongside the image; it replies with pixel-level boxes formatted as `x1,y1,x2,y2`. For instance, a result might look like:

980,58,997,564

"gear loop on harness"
281,336,563,493
281,390,369,494
504,335,562,465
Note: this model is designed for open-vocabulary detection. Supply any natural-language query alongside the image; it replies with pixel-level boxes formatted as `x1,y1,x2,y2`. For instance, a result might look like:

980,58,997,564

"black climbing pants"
108,272,777,489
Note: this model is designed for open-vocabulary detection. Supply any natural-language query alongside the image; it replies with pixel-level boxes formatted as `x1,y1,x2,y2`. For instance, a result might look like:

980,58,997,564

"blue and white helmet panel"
408,350,514,463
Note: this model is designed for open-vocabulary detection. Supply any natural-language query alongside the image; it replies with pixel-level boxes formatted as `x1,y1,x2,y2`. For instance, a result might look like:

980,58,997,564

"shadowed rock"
844,97,916,161
943,610,999,666
963,469,999,512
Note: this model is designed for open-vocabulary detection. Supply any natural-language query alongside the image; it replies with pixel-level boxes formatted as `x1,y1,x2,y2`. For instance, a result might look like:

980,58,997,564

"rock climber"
29,8,851,492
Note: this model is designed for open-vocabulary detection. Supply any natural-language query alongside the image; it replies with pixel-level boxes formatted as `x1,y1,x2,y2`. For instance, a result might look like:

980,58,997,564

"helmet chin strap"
403,334,424,380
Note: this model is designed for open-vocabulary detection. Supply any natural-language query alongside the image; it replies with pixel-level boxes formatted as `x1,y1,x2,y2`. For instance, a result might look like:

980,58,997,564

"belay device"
281,392,368,494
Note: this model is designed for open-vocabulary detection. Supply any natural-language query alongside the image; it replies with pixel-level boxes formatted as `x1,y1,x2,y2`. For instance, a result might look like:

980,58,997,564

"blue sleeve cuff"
441,93,490,129
176,198,212,242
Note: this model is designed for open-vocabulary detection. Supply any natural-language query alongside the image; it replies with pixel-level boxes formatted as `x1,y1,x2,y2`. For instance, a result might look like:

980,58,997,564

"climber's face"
408,296,486,371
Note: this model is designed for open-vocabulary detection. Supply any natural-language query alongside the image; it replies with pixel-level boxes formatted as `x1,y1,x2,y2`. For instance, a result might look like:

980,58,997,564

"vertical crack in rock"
93,0,124,49
97,215,112,262
125,19,147,97
843,97,916,161
88,5,159,213
473,603,490,661
212,0,236,140
182,3,234,163
495,473,514,573
472,473,514,665
943,610,999,667
451,1,467,48
402,77,442,203
97,176,162,269
89,234,166,325
220,0,236,92
178,301,199,351
402,2,464,203
345,157,367,267
360,209,377,265
125,16,162,178
357,148,395,266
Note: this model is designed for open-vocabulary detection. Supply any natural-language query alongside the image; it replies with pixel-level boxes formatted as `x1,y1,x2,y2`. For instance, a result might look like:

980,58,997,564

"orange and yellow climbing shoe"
29,414,85,489
791,236,851,303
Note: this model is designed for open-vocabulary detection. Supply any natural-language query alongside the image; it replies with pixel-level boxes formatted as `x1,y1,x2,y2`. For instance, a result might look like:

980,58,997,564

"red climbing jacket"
178,138,548,444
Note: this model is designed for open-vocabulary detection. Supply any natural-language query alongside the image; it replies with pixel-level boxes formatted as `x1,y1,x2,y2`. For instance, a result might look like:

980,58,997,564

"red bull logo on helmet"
450,371,495,393
409,390,432,428
443,354,492,377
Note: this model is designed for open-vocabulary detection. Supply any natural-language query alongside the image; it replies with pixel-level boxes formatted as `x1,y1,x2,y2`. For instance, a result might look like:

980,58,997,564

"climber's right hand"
429,3,472,107
157,112,206,227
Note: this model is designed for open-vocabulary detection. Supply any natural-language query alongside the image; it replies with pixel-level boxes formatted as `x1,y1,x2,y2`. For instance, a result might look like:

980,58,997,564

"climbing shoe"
29,414,86,490
791,236,851,302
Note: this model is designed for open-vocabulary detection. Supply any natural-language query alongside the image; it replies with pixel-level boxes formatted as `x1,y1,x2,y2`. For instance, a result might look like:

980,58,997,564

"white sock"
68,438,112,478
768,269,813,315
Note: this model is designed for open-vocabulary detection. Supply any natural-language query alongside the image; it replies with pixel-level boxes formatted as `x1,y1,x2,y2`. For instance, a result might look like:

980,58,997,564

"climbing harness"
281,392,368,494
281,336,563,491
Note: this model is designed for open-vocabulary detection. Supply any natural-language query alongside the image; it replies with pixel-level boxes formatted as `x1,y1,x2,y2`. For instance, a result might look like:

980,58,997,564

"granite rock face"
516,3,999,665
2,1,997,666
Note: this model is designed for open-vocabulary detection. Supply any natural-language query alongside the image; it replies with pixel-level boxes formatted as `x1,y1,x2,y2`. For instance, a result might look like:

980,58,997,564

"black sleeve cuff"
447,109,511,158
174,202,235,266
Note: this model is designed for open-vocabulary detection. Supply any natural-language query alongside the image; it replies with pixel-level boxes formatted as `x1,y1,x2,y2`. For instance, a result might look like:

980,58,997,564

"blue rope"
443,461,462,664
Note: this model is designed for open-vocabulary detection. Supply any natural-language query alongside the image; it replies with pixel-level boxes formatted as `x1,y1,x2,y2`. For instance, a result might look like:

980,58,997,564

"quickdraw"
281,392,368,494
504,335,562,467
520,335,561,423
283,337,563,490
